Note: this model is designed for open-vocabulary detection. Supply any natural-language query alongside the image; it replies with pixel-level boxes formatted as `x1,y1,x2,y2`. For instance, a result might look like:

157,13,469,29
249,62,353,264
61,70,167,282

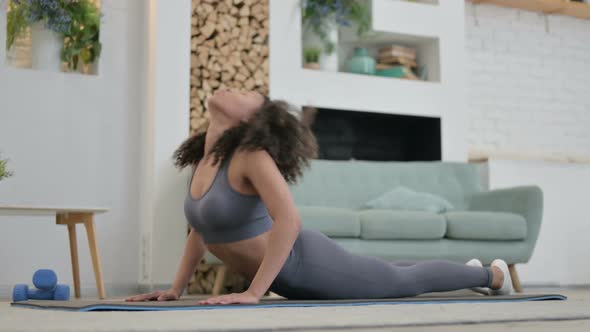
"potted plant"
303,47,322,69
0,154,14,182
301,0,371,71
6,0,102,74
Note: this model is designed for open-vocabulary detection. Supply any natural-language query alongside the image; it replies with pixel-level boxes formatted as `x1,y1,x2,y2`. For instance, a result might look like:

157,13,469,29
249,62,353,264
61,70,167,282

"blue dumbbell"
13,269,70,302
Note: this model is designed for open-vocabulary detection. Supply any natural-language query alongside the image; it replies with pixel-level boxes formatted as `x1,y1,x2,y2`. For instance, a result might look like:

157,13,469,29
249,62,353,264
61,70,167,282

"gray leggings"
269,229,494,300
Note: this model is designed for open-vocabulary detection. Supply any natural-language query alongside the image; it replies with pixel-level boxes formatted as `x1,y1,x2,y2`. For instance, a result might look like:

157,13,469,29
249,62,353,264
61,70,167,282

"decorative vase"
30,21,64,72
319,23,338,71
346,47,376,75
302,19,339,72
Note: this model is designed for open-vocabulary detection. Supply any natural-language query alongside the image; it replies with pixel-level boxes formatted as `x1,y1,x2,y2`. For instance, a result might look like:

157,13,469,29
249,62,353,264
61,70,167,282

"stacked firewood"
190,0,270,133
188,259,251,295
187,0,270,295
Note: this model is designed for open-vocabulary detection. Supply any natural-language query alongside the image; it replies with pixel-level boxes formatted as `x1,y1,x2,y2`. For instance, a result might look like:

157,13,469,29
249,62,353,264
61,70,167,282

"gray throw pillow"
363,186,454,213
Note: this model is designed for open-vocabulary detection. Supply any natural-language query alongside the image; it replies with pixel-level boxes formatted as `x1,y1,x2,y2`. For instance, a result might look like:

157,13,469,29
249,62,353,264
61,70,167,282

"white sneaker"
466,258,489,295
489,259,513,296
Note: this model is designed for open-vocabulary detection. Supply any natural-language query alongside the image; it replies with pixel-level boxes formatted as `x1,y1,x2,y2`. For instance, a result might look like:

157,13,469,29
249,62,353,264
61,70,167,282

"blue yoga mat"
12,294,567,312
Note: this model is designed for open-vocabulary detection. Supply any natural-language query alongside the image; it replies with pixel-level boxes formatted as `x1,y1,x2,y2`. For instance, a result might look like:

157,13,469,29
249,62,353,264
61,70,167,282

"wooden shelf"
469,0,590,19
560,0,590,18
468,148,590,164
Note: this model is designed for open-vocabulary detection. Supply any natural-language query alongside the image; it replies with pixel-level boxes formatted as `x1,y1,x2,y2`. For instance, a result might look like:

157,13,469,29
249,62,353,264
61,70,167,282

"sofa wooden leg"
508,264,523,293
212,265,227,296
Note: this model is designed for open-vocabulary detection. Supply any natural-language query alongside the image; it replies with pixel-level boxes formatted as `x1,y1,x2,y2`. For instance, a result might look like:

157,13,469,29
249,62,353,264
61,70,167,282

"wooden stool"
0,206,108,299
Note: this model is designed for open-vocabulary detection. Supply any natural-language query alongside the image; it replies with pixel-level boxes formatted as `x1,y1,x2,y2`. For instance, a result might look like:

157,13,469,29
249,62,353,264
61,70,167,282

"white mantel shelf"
291,68,444,119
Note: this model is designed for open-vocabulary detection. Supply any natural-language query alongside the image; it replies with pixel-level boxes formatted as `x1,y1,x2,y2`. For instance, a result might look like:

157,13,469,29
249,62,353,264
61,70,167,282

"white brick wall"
465,3,590,161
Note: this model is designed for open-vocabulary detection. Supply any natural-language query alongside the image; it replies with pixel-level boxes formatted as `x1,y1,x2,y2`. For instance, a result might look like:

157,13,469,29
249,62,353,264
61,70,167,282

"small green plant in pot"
0,154,14,182
303,47,322,69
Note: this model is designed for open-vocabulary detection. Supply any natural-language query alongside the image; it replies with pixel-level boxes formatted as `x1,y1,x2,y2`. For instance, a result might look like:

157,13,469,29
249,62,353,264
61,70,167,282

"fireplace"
302,107,441,161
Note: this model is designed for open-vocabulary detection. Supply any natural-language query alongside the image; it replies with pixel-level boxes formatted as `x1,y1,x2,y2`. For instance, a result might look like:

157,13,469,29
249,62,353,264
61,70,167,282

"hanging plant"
6,1,31,51
61,0,102,71
6,0,103,72
301,0,371,54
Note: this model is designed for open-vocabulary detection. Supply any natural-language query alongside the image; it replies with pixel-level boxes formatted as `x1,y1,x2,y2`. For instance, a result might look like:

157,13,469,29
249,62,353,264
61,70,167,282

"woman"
126,88,512,305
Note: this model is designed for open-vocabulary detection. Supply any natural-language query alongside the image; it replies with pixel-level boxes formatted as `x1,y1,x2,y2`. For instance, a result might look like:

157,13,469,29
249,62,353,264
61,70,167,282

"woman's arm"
170,227,208,296
126,227,207,301
242,149,303,299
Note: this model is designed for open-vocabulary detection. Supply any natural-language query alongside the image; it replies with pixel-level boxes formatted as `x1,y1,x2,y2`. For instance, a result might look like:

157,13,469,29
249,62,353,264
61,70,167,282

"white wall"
138,0,192,289
0,0,145,296
487,159,590,286
465,3,590,161
466,4,590,286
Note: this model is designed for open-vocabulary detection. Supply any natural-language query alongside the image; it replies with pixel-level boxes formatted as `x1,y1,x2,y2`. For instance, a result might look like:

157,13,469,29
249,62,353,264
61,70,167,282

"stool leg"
84,215,106,299
66,224,81,298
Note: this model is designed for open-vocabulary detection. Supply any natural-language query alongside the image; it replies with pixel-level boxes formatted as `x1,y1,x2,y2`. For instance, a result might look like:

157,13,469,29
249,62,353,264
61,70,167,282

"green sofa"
288,159,543,265
203,159,543,291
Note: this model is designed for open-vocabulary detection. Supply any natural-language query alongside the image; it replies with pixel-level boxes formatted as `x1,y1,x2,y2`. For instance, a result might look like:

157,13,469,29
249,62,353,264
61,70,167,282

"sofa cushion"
358,209,446,240
299,206,360,237
444,211,527,240
363,185,455,213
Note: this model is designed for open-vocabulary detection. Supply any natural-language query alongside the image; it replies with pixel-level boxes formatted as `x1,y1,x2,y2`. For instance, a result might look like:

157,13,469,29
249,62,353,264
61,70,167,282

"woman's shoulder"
229,149,277,178
234,148,273,166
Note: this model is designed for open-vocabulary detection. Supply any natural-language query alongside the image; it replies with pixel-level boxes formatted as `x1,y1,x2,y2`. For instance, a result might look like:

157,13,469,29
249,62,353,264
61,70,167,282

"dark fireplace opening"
302,107,441,161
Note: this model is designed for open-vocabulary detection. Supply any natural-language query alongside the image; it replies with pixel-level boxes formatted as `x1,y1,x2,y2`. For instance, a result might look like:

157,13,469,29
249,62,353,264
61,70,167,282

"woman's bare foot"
489,259,513,295
491,266,504,290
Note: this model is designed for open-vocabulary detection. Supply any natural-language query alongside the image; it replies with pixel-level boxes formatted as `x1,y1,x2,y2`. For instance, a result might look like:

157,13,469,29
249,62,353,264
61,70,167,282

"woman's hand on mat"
125,289,180,302
198,290,260,305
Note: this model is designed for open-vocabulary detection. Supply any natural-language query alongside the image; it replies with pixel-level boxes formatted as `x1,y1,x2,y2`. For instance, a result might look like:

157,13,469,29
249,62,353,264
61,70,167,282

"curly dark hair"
172,98,318,184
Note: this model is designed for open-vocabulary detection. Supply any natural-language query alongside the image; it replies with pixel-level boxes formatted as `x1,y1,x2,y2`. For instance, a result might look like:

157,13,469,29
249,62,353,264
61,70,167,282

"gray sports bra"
184,152,274,244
